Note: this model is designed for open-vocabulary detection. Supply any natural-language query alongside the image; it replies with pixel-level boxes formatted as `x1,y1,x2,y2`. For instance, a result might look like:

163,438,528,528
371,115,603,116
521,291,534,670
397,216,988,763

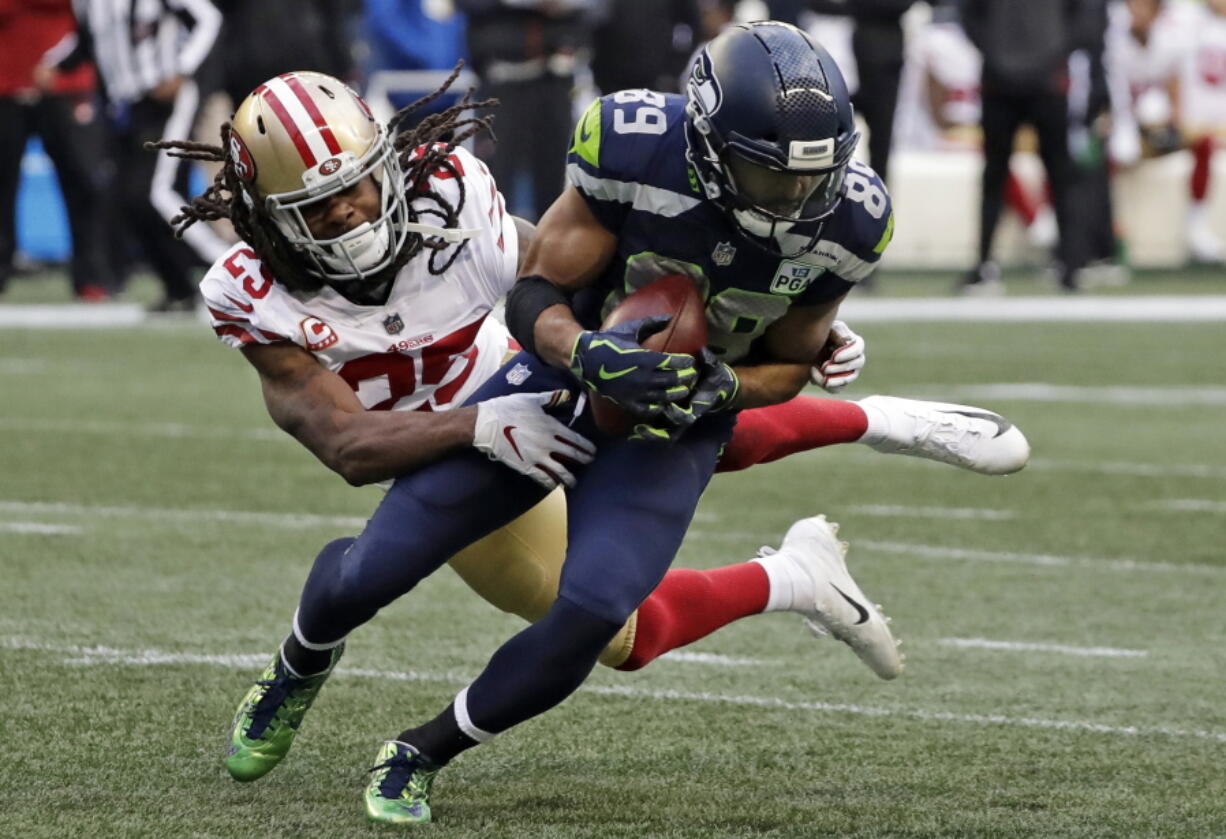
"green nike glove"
626,347,739,443
569,315,697,419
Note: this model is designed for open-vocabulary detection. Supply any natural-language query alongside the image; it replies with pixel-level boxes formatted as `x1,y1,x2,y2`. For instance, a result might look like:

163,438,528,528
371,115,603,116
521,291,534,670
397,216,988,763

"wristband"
504,275,572,357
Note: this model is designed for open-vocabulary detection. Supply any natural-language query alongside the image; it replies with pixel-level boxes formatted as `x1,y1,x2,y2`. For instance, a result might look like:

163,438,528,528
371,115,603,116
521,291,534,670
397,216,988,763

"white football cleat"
756,515,903,680
857,395,1030,475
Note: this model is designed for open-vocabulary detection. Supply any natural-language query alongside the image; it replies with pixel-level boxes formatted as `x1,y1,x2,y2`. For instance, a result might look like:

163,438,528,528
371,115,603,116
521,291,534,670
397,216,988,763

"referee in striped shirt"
35,0,225,312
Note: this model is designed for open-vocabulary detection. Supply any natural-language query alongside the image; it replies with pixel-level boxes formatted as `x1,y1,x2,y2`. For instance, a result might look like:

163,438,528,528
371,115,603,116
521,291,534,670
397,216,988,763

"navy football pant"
293,352,733,735
466,414,731,733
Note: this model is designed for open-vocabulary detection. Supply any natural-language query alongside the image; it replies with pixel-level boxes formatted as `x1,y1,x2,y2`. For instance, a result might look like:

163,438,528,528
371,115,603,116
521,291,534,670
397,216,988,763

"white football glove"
809,320,866,393
473,390,596,489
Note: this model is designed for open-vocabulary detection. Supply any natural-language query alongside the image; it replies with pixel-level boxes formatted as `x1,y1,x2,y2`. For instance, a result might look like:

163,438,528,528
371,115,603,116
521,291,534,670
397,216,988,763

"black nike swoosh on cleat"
830,584,871,625
945,410,1013,439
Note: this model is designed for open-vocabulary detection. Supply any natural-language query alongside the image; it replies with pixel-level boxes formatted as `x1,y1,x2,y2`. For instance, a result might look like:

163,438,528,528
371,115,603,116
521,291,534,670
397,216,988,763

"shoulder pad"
838,159,895,261
567,92,688,184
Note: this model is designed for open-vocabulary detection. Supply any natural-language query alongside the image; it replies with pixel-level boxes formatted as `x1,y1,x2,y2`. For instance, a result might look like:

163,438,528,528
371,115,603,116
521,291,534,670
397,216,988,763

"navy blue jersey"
567,91,895,363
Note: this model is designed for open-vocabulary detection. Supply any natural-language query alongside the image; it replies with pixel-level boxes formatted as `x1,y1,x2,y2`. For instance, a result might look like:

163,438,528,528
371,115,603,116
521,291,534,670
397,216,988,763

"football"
589,274,708,435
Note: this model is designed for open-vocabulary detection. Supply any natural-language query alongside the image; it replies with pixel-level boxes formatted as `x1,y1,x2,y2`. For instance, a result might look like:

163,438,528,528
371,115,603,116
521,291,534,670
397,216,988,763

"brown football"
589,274,708,435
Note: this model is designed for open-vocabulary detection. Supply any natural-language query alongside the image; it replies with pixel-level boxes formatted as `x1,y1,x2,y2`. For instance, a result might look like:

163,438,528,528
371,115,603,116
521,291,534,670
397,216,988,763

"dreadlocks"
146,64,496,294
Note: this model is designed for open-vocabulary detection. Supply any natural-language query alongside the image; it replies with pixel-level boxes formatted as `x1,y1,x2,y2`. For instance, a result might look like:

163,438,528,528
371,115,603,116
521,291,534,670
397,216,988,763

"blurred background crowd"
2,0,1224,309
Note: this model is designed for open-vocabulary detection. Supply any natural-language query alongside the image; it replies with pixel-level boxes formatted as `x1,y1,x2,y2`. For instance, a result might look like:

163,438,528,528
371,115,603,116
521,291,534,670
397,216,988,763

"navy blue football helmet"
684,21,860,256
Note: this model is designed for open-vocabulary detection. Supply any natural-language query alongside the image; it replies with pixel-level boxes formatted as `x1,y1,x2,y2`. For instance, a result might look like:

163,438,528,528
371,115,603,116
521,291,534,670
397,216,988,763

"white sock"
278,639,309,679
454,685,496,743
855,397,891,447
751,551,805,612
1188,201,1208,230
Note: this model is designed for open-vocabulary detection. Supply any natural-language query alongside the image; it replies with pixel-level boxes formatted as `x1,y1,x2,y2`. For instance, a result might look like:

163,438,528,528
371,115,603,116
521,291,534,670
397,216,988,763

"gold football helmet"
228,71,411,287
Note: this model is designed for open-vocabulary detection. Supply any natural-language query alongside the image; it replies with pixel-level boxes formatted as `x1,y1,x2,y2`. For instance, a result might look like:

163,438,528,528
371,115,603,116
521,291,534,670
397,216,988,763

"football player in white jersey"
1178,0,1226,261
153,66,1028,824
1108,0,1224,262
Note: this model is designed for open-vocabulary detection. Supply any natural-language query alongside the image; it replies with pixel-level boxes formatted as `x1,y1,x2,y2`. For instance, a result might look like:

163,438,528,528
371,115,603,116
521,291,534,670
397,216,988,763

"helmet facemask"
261,128,411,292
723,148,849,242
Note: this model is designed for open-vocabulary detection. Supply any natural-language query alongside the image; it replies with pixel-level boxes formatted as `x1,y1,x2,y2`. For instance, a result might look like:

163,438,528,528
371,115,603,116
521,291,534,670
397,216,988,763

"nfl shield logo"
506,362,533,386
712,242,736,267
383,313,404,335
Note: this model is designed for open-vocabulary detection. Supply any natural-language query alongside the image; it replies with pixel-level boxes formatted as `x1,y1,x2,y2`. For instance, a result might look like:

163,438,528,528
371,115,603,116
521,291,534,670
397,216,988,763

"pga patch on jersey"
770,260,825,296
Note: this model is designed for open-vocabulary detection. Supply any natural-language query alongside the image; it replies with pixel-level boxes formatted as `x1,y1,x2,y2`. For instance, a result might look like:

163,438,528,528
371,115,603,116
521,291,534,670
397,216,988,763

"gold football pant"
445,488,637,667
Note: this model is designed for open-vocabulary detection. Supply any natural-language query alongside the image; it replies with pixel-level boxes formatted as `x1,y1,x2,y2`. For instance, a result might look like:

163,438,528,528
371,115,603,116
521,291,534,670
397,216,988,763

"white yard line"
658,651,769,666
857,539,1225,575
1144,499,1226,514
938,638,1149,659
839,295,1226,322
809,450,1226,480
0,522,81,534
0,417,286,443
912,383,1226,406
4,296,1225,328
0,303,147,328
3,637,1221,744
842,505,1015,521
0,500,366,531
5,499,1215,577
1029,459,1226,480
0,359,51,373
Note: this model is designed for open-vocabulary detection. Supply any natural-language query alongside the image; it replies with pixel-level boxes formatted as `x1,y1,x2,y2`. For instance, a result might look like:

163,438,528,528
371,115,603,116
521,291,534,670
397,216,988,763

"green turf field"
1,291,1224,837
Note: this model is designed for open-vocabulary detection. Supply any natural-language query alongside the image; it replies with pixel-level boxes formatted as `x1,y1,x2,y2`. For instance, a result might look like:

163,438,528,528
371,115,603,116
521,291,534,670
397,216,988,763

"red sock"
1004,170,1038,226
617,563,771,671
1191,136,1214,202
716,396,868,474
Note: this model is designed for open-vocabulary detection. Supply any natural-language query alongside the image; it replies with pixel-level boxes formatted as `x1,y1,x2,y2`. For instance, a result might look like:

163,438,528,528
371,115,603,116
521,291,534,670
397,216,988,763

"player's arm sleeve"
200,269,290,349
565,96,633,234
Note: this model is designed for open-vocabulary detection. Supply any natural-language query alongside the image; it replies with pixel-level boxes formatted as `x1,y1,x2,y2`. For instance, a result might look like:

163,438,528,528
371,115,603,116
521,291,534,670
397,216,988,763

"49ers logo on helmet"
318,158,342,176
229,130,257,182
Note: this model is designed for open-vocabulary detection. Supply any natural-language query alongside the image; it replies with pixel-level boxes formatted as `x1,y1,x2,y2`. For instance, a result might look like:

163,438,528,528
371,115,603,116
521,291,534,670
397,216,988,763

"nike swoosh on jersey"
830,583,870,625
578,108,596,143
946,409,1013,439
597,365,636,381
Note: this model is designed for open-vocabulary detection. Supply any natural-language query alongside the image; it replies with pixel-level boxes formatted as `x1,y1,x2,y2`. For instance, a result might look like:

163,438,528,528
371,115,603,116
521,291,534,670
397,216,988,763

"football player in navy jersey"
340,21,946,823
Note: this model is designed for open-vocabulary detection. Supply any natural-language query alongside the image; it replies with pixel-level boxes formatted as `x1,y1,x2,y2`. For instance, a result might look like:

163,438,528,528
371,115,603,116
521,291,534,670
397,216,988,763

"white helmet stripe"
259,75,341,168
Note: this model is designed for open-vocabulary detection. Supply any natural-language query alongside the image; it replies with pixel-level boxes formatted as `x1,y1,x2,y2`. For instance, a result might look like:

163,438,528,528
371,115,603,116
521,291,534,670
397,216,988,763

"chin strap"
402,221,482,243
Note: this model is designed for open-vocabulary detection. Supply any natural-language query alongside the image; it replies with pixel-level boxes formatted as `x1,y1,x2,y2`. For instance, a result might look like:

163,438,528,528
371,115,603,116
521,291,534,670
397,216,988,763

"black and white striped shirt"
45,0,221,104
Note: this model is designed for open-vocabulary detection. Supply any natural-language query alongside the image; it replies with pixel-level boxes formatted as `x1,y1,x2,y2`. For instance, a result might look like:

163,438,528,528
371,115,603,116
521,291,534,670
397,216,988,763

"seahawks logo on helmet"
688,52,722,118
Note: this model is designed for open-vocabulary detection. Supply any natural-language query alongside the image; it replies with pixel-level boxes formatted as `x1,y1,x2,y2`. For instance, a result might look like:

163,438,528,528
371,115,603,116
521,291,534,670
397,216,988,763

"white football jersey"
1182,1,1226,127
201,146,518,413
1105,3,1183,116
894,21,982,151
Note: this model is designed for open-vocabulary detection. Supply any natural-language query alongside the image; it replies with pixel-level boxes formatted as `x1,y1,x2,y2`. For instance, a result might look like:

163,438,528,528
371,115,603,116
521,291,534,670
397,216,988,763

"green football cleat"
224,643,344,782
364,740,442,825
